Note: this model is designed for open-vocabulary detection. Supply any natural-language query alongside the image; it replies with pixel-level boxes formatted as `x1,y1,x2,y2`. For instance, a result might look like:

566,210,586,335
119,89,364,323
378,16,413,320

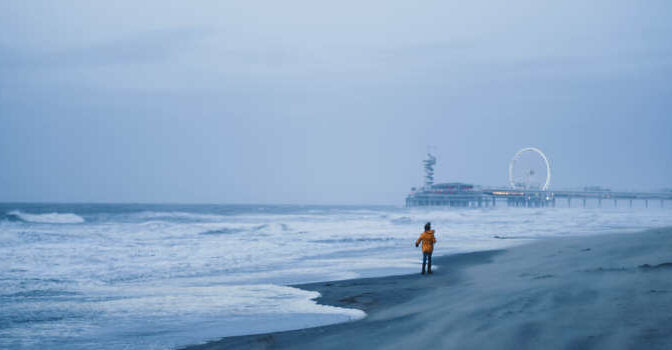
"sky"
1,0,671,204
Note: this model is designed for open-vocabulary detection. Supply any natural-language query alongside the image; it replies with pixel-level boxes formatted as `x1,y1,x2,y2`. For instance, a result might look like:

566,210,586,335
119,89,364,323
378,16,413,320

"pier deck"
406,188,672,208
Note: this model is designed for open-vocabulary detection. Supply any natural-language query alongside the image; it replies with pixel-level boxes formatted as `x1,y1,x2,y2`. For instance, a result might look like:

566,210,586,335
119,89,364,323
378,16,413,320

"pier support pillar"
662,200,665,208
614,199,617,207
645,200,648,208
630,199,633,208
567,198,571,208
598,199,602,207
583,199,586,208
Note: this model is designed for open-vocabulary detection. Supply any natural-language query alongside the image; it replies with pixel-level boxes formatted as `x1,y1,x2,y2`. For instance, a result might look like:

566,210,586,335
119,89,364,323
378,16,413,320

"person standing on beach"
415,222,436,275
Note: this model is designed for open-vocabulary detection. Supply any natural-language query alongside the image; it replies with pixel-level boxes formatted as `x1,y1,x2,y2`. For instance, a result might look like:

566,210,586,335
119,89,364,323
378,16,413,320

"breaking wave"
199,224,268,235
390,216,413,225
131,211,228,222
6,210,85,224
199,227,245,235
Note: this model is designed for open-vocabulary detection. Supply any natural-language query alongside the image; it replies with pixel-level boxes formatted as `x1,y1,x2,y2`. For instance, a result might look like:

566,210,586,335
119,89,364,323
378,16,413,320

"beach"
4,205,672,349
184,227,672,350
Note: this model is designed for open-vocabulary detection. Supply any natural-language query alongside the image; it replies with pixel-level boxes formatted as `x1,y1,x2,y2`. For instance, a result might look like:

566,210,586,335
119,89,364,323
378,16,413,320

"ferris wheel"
509,147,551,190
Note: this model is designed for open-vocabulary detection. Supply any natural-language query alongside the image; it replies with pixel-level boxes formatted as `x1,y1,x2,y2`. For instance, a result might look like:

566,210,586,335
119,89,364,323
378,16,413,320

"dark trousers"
422,252,432,273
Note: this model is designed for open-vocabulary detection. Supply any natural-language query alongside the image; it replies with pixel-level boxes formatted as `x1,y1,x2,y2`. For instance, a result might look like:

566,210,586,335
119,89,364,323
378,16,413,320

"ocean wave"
199,224,268,235
311,237,398,244
199,227,245,235
7,210,85,224
131,211,228,222
16,231,80,244
2,289,79,298
390,216,413,225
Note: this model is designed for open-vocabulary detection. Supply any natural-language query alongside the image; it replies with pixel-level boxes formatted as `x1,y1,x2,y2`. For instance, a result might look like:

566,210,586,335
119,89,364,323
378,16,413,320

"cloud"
0,27,209,70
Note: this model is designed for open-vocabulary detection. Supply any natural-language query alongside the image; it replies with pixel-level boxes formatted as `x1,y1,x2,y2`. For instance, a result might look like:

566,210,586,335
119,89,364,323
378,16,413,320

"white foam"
131,211,231,222
8,210,85,224
93,284,365,320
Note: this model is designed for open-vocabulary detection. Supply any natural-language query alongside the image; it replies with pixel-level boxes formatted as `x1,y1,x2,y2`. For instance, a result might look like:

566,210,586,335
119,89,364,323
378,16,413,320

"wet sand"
183,227,672,350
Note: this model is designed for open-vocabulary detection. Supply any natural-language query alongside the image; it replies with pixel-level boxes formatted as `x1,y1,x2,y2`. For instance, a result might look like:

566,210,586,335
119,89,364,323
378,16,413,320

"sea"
2,203,671,349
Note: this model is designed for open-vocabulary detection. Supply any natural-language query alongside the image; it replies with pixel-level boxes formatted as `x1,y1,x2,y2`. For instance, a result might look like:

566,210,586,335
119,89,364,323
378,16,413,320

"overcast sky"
1,1,671,204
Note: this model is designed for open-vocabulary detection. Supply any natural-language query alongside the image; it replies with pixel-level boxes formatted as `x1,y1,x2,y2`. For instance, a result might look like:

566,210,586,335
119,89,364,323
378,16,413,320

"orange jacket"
416,230,436,253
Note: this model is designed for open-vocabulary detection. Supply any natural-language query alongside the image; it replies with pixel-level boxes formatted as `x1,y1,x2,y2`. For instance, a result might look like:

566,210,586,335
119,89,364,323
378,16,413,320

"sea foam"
7,210,85,224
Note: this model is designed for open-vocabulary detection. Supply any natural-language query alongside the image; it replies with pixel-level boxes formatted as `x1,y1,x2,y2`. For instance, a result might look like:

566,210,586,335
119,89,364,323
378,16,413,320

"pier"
406,187,672,208
406,150,672,208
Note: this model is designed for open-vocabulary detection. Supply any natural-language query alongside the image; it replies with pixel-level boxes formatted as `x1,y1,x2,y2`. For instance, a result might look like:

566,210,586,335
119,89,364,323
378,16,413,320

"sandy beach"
184,227,672,350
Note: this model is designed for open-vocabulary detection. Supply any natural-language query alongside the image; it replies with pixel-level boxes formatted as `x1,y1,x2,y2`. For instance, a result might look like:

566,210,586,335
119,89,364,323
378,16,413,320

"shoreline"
183,227,672,349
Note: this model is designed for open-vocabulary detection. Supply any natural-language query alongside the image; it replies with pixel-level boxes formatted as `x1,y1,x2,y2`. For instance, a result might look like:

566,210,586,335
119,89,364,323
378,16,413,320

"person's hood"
425,229,435,235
